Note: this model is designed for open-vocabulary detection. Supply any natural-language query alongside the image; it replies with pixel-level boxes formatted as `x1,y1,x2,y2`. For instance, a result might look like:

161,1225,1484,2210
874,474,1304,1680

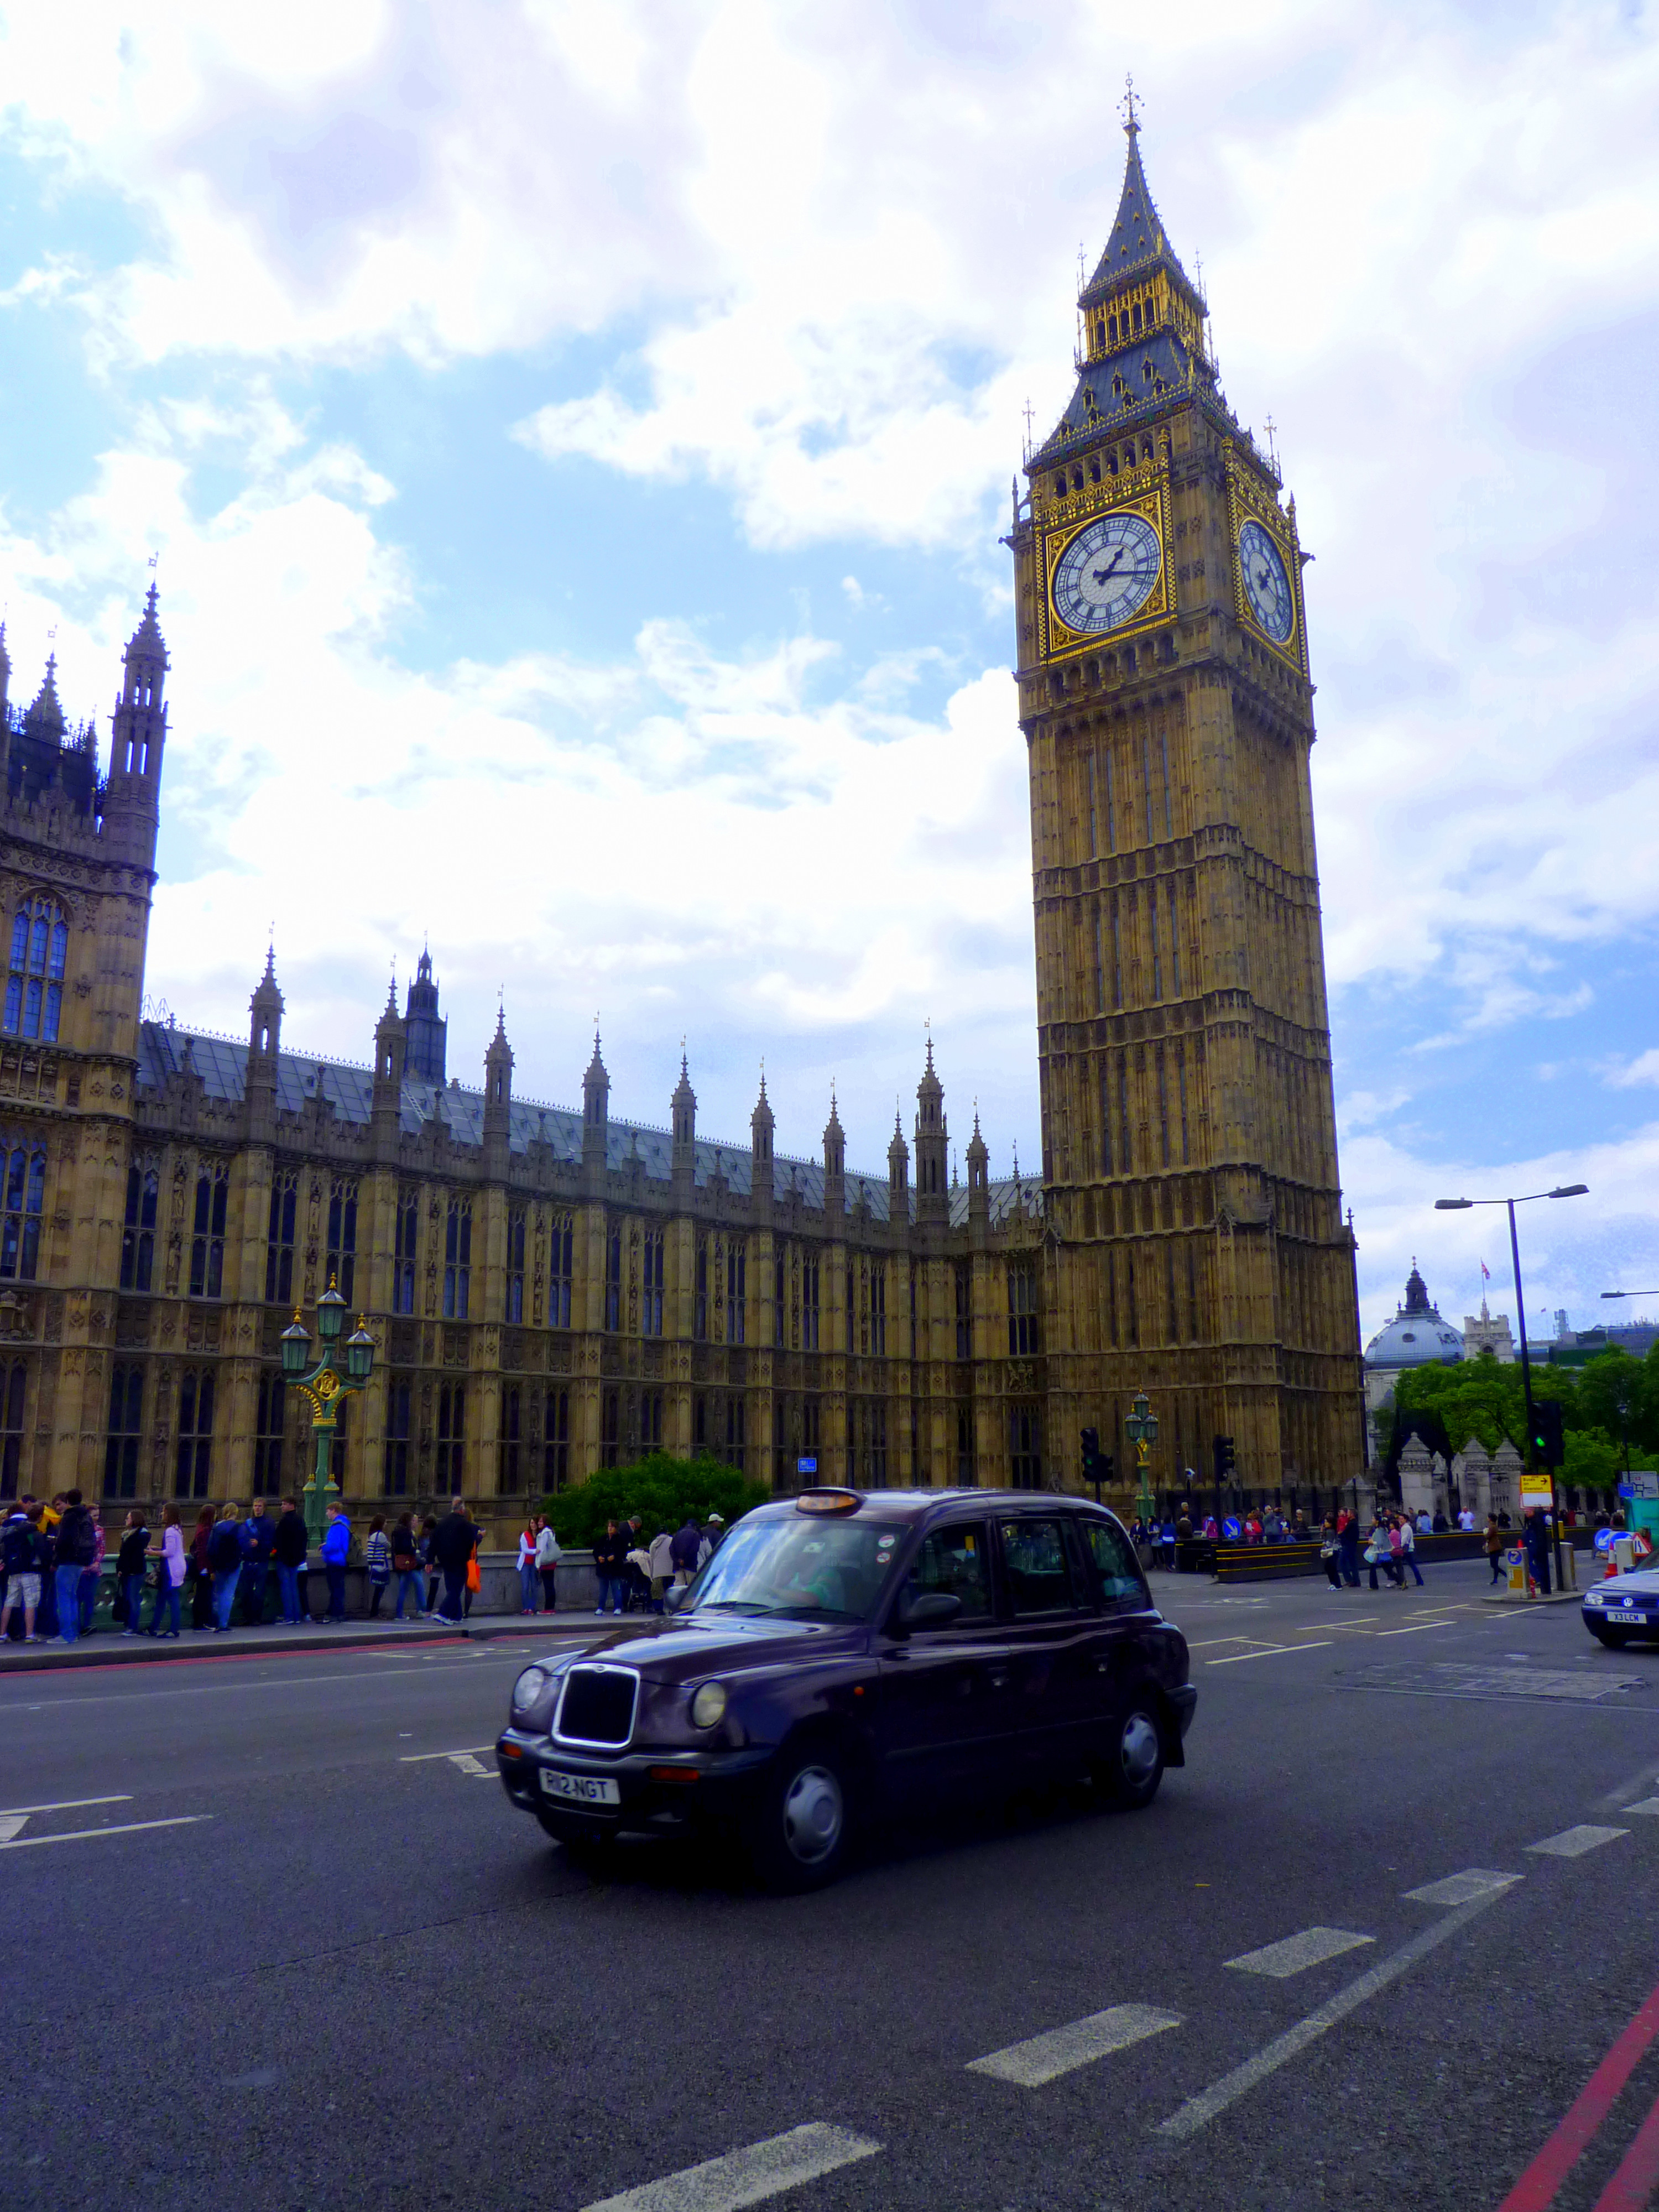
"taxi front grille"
557,1667,638,1746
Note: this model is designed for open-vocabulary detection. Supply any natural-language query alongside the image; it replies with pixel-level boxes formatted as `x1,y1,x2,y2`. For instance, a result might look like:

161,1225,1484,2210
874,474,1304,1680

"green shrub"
542,1452,770,1549
1562,1425,1621,1491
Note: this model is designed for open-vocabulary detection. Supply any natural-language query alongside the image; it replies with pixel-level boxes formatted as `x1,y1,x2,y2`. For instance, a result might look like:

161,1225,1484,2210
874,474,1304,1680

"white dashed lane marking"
1208,1641,1334,1665
967,2002,1183,2086
1623,1798,1659,1817
579,2123,881,2212
398,1745,494,1762
1225,1927,1375,1979
1526,1824,1629,1859
0,1815,210,1851
0,1795,132,1817
1403,1869,1523,1907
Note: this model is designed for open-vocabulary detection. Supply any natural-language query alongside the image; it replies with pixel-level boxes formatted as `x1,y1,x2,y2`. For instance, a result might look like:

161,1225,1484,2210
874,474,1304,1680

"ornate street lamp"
1125,1389,1159,1526
281,1282,377,1542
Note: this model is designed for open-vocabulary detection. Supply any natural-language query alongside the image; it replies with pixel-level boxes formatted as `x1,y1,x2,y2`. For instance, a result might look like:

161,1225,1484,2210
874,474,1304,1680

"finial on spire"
1121,71,1141,135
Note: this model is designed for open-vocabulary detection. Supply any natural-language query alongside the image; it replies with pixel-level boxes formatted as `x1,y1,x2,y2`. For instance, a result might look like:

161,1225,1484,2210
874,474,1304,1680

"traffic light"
1212,1434,1237,1483
1079,1429,1114,1497
1531,1401,1565,1470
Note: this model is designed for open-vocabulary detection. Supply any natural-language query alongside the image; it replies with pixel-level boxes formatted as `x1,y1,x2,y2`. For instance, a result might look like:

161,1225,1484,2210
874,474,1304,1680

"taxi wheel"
540,1815,619,1871
750,1742,854,1892
1101,1703,1165,1812
1588,1623,1630,1648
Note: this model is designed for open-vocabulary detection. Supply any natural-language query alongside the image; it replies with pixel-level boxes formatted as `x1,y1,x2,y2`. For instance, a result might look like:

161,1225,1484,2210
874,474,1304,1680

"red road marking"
1498,1982,1659,2210
1593,2087,1659,2211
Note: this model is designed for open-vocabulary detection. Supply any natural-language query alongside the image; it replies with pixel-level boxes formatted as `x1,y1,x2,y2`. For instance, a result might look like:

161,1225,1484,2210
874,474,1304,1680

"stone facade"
0,122,1369,1537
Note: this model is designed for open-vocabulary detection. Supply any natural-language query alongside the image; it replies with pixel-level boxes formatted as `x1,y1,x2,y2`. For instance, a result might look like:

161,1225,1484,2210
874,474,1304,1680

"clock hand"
1091,553,1125,585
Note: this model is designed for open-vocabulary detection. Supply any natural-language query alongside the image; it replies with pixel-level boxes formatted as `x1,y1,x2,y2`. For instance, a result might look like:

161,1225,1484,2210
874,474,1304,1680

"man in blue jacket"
321,1502,351,1621
240,1498,276,1625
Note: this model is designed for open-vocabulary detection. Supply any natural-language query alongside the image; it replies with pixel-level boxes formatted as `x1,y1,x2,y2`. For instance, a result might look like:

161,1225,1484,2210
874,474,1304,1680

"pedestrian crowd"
0,1490,517,1642
589,1509,727,1615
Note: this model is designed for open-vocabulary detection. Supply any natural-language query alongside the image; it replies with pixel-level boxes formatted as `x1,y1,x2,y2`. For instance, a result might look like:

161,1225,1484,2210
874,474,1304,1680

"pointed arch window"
393,1186,418,1315
3,899,65,1042
605,1226,622,1333
505,1208,525,1324
175,1368,215,1497
190,1163,228,1298
104,1364,144,1498
265,1170,297,1304
253,1371,285,1496
549,1213,572,1329
501,1384,521,1490
443,1198,471,1320
383,1378,411,1495
641,1228,664,1337
327,1180,358,1306
121,1163,158,1292
436,1383,465,1486
544,1388,569,1490
0,1144,45,1281
0,1359,24,1499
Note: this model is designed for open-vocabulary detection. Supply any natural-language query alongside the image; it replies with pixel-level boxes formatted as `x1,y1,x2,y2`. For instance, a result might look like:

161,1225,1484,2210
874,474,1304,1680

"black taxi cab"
495,1486,1196,1889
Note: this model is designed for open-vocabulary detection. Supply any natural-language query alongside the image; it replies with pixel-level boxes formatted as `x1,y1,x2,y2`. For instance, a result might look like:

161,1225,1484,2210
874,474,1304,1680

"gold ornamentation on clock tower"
1006,100,1363,1494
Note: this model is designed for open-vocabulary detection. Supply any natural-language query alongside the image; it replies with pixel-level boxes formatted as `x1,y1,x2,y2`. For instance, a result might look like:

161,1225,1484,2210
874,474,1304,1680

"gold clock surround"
1039,480,1171,662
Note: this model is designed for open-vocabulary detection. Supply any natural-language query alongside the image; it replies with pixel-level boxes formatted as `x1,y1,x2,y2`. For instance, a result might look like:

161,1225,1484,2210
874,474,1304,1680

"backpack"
2,1518,34,1575
70,1509,99,1567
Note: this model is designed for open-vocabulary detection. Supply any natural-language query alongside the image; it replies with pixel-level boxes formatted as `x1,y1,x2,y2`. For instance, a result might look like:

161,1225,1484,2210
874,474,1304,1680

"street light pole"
281,1284,378,1546
1125,1390,1159,1527
1436,1183,1587,1591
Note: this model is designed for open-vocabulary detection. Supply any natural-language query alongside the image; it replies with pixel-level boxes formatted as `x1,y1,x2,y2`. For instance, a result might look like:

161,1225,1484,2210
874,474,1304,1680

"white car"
1583,1566,1659,1647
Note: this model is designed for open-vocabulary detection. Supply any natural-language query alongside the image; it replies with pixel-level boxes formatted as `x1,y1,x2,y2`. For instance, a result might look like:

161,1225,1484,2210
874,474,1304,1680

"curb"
0,1614,609,1675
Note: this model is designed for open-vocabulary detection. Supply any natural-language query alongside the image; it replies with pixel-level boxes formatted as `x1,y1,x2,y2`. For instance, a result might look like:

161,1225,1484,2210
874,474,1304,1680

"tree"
1392,1352,1527,1460
1562,1425,1621,1491
1575,1349,1654,1468
542,1452,769,1550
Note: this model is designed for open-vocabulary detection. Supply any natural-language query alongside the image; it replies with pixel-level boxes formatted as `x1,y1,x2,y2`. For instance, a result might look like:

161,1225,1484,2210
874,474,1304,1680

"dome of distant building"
1365,1262,1465,1373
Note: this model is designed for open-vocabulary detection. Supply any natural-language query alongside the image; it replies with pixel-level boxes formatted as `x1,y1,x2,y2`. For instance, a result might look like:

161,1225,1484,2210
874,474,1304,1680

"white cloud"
1608,1050,1659,1091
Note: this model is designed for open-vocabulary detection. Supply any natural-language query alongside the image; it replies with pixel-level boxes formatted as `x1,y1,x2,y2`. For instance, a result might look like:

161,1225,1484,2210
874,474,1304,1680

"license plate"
540,1768,620,1806
1605,1610,1646,1625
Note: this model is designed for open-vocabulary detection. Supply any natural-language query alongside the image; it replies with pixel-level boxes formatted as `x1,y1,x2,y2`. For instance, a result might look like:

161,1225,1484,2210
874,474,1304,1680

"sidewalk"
0,1608,620,1674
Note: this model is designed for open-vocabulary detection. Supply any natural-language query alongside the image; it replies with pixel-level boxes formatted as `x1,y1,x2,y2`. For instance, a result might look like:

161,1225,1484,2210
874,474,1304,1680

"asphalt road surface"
6,1559,1658,2212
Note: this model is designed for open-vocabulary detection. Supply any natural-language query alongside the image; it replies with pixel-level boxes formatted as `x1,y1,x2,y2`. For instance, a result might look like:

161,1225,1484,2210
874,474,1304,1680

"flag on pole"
1480,1260,1490,1281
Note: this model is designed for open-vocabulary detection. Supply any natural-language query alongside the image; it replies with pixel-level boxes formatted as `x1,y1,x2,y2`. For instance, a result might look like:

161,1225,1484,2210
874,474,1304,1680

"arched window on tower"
121,1164,158,1292
3,899,66,1042
0,1145,45,1281
0,1359,25,1498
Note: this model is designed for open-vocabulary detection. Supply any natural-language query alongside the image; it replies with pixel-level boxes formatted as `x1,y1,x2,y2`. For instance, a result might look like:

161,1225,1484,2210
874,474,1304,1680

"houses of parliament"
0,118,1363,1533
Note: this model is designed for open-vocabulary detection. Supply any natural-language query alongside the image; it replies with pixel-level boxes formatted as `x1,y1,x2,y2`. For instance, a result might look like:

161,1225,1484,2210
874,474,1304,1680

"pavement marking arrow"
1622,1798,1659,1817
0,1815,25,1843
0,1816,208,1851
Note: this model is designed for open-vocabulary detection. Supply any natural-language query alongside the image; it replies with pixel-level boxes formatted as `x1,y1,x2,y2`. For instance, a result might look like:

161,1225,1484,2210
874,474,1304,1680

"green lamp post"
1125,1389,1159,1526
281,1283,377,1544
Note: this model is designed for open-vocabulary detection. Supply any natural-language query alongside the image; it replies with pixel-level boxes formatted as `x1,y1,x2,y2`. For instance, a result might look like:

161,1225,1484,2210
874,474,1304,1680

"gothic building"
0,117,1363,1533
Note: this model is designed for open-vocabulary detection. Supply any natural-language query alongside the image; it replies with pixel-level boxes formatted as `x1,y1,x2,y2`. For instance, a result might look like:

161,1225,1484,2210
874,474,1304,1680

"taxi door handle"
986,1667,1011,1691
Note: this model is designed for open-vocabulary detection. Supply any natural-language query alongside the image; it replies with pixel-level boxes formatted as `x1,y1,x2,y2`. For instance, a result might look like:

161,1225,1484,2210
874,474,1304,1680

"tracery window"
721,1237,745,1345
436,1383,465,1487
641,1228,664,1337
393,1186,418,1316
327,1180,358,1306
443,1199,471,1321
0,1359,24,1499
0,1144,45,1281
265,1170,297,1305
604,1226,622,1333
501,1385,521,1489
544,1388,568,1489
383,1379,411,1495
253,1371,285,1497
802,1255,820,1352
955,1261,972,1360
3,899,66,1042
1010,1404,1042,1490
121,1164,158,1292
189,1164,228,1299
1008,1263,1040,1357
175,1368,215,1498
549,1214,572,1329
505,1208,525,1324
107,1366,145,1499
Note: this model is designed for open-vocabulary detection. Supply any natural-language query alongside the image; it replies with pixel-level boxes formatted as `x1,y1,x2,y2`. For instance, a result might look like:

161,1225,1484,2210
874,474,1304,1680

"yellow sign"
1520,1471,1553,1503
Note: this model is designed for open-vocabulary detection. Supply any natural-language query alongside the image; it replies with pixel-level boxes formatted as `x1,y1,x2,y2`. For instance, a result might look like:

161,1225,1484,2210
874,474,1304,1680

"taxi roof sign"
795,1487,862,1516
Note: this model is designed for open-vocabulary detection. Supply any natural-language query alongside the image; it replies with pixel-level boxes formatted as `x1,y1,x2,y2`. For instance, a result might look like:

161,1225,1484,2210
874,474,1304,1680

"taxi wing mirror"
664,1585,686,1614
895,1589,962,1633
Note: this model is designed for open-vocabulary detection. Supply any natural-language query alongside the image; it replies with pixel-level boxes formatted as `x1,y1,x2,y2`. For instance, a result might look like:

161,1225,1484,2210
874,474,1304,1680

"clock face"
1239,518,1293,644
1052,511,1162,635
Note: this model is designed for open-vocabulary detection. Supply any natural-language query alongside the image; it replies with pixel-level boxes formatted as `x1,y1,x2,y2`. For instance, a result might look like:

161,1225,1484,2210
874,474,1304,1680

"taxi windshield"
686,1516,903,1623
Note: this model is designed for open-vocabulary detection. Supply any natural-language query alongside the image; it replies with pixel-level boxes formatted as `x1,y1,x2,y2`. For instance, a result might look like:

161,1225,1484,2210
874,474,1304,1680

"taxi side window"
998,1517,1076,1616
1082,1519,1145,1605
903,1523,992,1620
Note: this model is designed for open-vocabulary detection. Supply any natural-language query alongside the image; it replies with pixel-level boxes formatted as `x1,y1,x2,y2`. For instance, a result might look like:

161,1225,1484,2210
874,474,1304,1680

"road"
4,1559,1658,2212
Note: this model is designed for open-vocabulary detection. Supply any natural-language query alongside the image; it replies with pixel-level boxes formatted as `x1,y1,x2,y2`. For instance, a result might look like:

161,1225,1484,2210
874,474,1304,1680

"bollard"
1505,1545,1531,1598
1559,1542,1577,1593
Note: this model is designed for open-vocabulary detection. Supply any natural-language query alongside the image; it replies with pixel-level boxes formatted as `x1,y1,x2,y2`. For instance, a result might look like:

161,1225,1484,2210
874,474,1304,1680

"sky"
1,0,1657,1346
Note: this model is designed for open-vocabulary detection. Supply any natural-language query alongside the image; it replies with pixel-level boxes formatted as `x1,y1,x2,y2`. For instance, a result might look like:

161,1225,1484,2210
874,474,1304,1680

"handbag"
1363,1541,1378,1564
466,1556,481,1593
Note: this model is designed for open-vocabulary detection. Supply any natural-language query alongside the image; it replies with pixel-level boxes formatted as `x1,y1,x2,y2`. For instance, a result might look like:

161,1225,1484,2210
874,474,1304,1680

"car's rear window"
998,1517,1076,1615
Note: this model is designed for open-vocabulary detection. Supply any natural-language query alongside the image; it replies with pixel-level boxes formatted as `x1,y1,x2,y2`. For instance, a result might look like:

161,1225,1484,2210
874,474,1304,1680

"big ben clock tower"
1009,95,1363,1496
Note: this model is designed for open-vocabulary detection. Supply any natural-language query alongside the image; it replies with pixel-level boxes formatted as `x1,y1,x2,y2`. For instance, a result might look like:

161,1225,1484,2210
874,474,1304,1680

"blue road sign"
1223,1516,1242,1539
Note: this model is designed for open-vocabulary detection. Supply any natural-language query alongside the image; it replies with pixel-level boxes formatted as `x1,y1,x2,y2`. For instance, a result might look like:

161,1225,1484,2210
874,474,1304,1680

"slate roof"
135,1022,1042,1229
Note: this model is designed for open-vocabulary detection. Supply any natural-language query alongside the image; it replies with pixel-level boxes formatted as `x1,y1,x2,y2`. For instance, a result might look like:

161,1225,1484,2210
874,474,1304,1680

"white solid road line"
1159,1886,1511,2141
0,1815,209,1851
1225,1927,1375,1980
399,1745,495,1762
1208,1641,1334,1665
1623,1798,1659,1817
967,2002,1182,2087
1402,1869,1522,1907
580,2122,881,2212
1526,1824,1629,1858
0,1794,132,1817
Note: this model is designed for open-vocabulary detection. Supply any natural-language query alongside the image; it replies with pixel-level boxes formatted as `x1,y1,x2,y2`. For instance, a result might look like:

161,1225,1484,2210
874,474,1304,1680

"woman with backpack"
1318,1515,1342,1590
148,1505,186,1638
390,1513,422,1621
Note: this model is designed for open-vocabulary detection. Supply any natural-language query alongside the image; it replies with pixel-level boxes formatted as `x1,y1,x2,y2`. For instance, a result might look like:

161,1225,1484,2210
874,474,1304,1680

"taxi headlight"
511,1665,553,1723
691,1681,729,1730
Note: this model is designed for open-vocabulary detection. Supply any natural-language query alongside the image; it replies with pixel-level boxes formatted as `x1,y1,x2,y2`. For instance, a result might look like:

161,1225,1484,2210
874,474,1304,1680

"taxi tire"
749,1739,855,1893
1100,1700,1165,1812
539,1813,619,1870
1588,1623,1630,1648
